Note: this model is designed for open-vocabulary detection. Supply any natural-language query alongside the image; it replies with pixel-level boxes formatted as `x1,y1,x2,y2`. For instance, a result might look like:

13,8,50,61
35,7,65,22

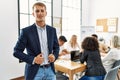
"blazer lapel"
46,25,51,53
32,24,41,52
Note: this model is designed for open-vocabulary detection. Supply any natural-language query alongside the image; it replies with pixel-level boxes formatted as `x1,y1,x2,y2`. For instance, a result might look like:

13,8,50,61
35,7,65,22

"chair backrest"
104,65,120,80
56,72,69,80
112,60,120,68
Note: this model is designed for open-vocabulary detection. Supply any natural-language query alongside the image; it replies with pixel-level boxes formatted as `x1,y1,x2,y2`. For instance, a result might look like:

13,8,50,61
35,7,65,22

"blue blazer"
13,24,59,80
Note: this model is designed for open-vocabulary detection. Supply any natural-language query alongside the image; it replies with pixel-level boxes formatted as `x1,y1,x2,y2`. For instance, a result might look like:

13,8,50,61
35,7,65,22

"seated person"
65,35,80,52
101,35,120,72
58,35,69,58
65,35,80,59
57,35,69,78
91,34,110,54
79,37,106,80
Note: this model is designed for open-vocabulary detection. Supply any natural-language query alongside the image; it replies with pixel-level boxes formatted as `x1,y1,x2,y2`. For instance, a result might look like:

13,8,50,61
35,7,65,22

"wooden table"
55,59,86,80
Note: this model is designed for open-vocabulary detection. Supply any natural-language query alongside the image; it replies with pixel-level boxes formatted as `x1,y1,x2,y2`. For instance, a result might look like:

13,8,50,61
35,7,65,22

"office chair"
112,60,120,80
56,72,69,80
112,60,120,68
104,65,120,80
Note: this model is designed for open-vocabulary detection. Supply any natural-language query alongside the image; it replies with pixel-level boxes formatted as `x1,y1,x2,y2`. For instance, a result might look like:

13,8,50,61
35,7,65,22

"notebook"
70,50,80,62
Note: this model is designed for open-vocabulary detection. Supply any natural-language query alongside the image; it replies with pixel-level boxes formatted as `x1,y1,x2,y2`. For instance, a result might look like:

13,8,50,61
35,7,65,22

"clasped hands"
34,53,55,64
59,49,69,56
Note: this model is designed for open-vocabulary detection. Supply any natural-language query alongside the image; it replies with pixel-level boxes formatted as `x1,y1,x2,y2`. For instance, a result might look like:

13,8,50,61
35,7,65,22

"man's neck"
36,21,45,27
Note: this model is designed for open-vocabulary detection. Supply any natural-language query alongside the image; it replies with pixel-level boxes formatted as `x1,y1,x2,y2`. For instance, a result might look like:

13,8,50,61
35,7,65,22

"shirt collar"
35,23,46,30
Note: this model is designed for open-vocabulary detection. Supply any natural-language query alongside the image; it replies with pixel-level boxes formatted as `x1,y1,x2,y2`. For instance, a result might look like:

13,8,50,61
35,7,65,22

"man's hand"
62,49,69,54
48,54,55,63
59,51,66,56
34,54,44,64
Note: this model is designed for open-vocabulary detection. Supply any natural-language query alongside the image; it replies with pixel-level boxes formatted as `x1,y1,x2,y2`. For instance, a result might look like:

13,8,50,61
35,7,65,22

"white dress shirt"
36,24,49,65
101,48,120,72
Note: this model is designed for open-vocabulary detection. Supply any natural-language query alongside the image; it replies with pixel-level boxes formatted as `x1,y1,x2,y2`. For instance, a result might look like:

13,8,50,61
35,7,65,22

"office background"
0,0,120,79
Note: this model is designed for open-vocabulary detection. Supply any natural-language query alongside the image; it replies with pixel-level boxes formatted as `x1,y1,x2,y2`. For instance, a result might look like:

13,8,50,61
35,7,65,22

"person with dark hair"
91,34,98,39
58,36,69,57
91,34,110,54
13,2,59,80
79,37,106,80
56,35,69,79
59,36,67,42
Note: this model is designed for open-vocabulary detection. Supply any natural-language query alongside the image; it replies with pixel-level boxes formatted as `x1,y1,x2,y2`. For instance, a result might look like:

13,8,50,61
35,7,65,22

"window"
18,0,52,35
62,0,81,41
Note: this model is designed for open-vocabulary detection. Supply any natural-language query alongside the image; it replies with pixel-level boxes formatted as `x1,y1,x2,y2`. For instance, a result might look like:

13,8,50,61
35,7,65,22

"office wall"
0,0,25,79
82,0,120,45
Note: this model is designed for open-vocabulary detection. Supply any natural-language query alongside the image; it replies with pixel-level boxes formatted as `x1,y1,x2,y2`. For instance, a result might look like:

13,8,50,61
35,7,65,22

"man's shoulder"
20,24,36,35
99,43,108,47
46,25,55,29
22,24,36,30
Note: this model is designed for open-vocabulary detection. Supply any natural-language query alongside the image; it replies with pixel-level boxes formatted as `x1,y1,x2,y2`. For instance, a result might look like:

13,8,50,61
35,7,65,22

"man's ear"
32,12,34,17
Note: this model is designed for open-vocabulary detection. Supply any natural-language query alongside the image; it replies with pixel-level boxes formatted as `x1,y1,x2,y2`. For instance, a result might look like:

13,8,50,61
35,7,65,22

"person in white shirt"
101,35,120,72
91,34,110,53
65,35,80,60
57,36,69,75
66,35,80,52
58,36,69,58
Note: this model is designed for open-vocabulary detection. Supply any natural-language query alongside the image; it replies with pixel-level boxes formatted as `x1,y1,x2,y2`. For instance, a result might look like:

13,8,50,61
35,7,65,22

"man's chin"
36,20,44,22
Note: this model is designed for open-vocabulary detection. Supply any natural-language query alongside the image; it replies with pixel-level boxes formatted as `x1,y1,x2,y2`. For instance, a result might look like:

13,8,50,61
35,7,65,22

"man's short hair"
91,34,98,39
32,2,46,10
59,36,67,42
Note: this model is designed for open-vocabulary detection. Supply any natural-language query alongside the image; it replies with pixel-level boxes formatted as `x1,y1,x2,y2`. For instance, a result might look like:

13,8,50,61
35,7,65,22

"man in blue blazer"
13,2,59,80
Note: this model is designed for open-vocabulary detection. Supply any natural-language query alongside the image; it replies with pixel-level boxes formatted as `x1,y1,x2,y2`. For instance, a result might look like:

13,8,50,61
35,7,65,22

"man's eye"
41,10,44,12
35,10,39,13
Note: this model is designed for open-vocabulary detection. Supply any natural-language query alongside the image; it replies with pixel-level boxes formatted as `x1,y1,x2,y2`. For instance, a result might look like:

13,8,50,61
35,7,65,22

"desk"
55,59,86,80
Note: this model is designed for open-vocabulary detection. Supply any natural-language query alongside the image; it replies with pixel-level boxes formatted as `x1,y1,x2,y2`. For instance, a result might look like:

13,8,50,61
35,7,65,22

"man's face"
32,5,47,22
59,40,65,46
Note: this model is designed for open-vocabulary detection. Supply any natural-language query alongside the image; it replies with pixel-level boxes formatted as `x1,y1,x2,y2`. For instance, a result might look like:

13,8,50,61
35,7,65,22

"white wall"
82,0,120,45
0,0,25,79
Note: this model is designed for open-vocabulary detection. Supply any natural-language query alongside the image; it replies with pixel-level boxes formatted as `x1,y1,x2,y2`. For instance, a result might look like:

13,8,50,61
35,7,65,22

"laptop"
70,50,80,62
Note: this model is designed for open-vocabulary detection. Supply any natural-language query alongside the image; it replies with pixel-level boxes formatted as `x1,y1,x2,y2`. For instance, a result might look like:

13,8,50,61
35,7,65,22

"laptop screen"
70,50,80,62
